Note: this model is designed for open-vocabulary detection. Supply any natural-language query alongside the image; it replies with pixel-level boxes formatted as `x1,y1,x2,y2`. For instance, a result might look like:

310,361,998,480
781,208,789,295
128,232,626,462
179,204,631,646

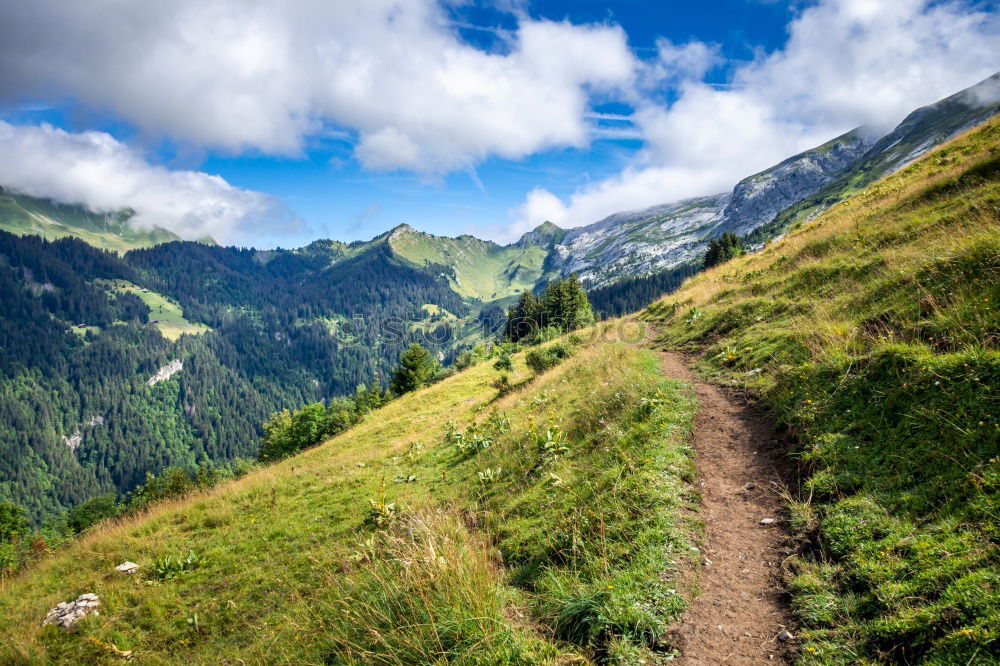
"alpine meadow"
0,1,999,664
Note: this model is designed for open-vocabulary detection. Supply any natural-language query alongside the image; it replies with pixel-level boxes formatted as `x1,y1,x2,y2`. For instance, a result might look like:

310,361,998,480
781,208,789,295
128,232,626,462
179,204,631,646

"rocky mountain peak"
387,223,416,240
516,221,567,249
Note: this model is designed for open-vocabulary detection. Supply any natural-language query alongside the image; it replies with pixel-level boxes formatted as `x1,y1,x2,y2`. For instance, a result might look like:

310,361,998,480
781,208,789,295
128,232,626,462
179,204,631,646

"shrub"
0,502,27,544
0,543,16,578
525,349,556,374
493,350,513,372
66,493,121,534
525,343,574,375
491,374,512,396
454,344,490,370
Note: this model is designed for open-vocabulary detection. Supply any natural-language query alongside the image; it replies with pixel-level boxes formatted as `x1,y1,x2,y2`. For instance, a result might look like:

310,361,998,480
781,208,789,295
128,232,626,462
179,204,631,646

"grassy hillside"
643,118,1000,664
0,190,180,251
103,280,211,341
388,227,556,301
0,334,699,664
753,74,1000,245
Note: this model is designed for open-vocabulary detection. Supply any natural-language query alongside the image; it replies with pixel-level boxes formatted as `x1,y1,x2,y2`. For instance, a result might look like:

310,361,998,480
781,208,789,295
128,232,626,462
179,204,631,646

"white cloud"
509,0,1000,239
648,39,723,83
0,122,296,245
0,0,637,173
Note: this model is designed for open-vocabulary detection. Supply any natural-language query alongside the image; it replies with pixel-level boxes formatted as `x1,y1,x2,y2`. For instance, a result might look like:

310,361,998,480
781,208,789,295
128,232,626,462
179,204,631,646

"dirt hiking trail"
660,351,796,664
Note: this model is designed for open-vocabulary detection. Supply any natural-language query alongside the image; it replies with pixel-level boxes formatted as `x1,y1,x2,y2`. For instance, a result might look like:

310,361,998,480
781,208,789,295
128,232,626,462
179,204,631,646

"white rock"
41,593,101,631
759,518,776,525
147,359,183,387
116,561,140,574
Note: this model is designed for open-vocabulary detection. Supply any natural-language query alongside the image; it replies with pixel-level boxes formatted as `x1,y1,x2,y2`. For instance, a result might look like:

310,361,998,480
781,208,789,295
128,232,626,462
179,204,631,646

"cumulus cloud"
509,0,999,239
0,122,296,245
0,0,636,173
647,39,723,84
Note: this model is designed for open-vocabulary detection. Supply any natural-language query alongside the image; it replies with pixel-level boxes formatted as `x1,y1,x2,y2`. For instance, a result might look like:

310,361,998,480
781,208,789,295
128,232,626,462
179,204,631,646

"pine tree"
703,232,747,269
389,343,440,395
503,276,594,343
504,291,543,342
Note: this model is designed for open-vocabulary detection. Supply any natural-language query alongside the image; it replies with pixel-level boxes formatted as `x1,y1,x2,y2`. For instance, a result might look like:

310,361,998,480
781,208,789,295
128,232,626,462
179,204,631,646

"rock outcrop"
147,359,183,387
42,593,100,630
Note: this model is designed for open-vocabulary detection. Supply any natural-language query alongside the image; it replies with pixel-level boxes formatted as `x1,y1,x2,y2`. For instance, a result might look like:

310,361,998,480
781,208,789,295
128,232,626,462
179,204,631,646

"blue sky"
0,1,997,247
197,1,798,244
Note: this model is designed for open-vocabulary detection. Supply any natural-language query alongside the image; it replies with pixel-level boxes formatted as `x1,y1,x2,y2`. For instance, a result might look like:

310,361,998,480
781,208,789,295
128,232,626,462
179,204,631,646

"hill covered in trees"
0,230,478,521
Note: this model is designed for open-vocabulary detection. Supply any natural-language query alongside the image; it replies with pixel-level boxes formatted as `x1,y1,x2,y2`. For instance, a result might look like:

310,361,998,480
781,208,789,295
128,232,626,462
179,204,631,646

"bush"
454,344,490,370
493,350,513,372
66,493,121,533
491,374,512,396
525,343,574,374
0,543,16,578
525,349,556,374
0,502,27,544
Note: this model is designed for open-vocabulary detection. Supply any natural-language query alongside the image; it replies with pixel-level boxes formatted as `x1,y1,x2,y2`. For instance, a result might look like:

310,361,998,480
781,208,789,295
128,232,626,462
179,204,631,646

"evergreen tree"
504,291,543,343
389,344,440,395
504,276,594,343
542,273,594,332
0,501,27,543
703,232,747,269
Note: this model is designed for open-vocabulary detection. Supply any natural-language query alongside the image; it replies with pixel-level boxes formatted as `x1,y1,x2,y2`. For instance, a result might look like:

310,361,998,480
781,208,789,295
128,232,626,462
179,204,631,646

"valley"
0,63,997,666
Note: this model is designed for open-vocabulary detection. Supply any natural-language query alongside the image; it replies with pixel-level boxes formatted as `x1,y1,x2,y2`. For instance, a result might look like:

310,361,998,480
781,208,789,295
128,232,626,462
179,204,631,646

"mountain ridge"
1,113,997,664
2,73,997,295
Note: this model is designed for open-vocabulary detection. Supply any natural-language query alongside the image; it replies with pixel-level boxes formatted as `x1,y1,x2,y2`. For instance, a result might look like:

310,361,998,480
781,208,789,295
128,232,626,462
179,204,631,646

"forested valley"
0,231,473,521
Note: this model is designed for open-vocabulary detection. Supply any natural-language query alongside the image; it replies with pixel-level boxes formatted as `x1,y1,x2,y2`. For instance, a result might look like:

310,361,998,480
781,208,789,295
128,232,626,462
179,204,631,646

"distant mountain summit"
1,73,996,292
758,71,1000,240
552,71,1000,287
516,221,568,249
0,187,183,250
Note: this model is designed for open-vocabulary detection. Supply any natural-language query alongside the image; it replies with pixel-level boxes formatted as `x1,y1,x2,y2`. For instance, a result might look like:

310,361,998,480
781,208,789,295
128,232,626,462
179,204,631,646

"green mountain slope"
644,117,1000,663
0,232,475,520
0,189,182,251
0,336,699,664
752,71,1000,243
385,224,559,301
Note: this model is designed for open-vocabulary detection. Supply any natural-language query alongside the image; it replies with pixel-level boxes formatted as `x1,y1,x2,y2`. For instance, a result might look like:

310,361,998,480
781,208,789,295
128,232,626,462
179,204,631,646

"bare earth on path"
659,351,796,664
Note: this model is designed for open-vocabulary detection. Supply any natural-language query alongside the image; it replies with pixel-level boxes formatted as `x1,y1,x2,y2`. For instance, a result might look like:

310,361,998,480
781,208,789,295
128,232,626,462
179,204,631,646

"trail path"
659,351,795,664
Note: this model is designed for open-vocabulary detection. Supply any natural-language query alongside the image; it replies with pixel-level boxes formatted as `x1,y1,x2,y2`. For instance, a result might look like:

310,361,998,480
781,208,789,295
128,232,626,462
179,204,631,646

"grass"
0,191,179,252
388,228,557,301
105,280,211,341
0,332,699,664
643,117,1000,664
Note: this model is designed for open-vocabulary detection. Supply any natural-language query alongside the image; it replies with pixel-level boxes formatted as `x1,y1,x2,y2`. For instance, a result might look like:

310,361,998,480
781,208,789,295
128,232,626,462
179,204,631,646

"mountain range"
5,74,997,299
0,73,997,521
2,109,997,664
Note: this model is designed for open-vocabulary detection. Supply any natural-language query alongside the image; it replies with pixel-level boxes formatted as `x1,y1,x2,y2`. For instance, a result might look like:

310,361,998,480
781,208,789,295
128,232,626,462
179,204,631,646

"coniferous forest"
0,231,471,521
